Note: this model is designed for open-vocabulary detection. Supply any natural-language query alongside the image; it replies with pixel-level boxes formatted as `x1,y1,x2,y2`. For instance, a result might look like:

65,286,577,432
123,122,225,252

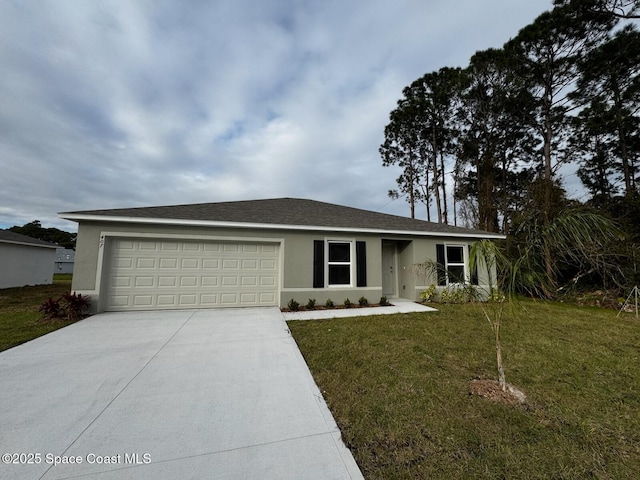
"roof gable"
60,198,504,239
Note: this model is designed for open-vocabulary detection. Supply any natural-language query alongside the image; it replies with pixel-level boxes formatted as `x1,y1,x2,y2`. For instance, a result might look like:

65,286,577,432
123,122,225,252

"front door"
381,243,396,296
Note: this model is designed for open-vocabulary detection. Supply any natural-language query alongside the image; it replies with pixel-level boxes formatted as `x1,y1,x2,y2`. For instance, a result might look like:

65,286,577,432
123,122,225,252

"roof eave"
0,239,58,249
59,213,507,240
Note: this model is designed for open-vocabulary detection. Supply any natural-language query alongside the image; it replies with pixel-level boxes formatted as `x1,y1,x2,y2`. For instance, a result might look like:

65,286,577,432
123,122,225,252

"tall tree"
456,48,536,233
506,4,613,281
381,67,463,222
554,0,640,19
572,25,640,198
380,100,425,218
9,220,77,249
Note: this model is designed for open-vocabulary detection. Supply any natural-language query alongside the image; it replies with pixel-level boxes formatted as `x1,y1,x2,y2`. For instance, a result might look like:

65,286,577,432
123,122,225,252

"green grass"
0,275,76,352
288,301,640,479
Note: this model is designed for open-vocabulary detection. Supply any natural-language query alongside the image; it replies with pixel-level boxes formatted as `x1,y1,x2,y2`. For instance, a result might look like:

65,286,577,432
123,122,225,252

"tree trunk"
431,131,443,223
440,151,448,224
542,86,555,287
477,155,497,232
613,83,633,197
409,147,416,219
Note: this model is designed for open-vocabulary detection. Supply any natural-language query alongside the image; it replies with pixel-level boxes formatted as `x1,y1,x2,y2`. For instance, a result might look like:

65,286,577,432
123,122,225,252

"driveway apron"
0,308,363,480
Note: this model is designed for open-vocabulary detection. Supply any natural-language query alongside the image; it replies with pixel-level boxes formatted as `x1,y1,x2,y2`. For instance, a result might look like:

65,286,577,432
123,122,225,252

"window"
436,244,467,285
327,241,352,286
313,240,367,288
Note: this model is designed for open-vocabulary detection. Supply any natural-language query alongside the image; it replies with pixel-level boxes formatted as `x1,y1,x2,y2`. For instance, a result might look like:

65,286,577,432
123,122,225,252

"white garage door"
104,238,279,311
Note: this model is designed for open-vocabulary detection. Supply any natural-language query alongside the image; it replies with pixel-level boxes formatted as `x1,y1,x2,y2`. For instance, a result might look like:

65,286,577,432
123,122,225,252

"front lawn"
288,301,640,479
0,275,75,352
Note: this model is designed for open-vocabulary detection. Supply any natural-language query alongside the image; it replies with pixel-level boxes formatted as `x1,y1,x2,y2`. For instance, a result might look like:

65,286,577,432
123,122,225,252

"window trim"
438,243,468,286
325,239,354,287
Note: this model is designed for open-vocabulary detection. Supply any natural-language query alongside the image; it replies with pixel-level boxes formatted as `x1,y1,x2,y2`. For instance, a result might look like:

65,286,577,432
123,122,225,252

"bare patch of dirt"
469,378,527,406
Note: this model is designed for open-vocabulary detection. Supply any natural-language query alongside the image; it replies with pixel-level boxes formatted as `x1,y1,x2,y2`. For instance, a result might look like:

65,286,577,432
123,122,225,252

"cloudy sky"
0,0,555,232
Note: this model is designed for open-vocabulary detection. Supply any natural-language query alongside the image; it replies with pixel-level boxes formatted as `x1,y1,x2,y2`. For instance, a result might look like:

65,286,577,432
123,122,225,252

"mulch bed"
469,378,527,406
281,303,391,313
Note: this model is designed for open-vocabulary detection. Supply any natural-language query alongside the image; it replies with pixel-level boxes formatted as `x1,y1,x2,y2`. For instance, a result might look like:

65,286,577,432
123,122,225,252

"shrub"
287,299,300,311
62,292,91,321
379,296,390,306
420,284,437,303
344,298,352,308
487,289,506,303
440,286,467,304
39,292,90,322
306,298,316,310
325,299,334,308
39,298,64,321
358,296,369,307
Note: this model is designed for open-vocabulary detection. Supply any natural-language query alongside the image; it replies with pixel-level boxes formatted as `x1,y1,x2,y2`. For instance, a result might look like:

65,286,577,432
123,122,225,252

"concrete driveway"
0,308,363,480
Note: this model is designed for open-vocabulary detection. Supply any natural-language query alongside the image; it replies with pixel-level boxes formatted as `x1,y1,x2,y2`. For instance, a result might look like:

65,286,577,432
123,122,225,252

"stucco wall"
0,243,55,289
72,221,496,310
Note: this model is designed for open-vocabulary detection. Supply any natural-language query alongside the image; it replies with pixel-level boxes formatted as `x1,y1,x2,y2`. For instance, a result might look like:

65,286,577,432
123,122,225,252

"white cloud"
0,0,554,231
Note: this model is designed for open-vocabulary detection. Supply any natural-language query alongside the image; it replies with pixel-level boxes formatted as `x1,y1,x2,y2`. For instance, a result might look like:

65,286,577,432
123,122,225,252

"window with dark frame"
446,245,465,284
327,241,352,286
437,244,467,286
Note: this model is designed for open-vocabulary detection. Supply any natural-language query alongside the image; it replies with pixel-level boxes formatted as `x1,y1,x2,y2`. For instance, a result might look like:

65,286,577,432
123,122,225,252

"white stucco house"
0,230,58,289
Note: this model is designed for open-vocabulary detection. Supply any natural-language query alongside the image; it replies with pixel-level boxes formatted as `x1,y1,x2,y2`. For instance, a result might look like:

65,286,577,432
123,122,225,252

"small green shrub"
344,298,352,308
358,296,368,307
306,298,317,310
287,299,300,311
420,284,437,303
487,289,506,303
325,299,334,308
379,296,390,306
440,288,464,304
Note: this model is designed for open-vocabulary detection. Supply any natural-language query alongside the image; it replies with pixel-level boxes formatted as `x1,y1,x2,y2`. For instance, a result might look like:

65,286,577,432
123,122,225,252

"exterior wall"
280,232,383,307
0,243,56,289
54,248,75,274
411,236,497,300
72,222,385,311
72,221,498,311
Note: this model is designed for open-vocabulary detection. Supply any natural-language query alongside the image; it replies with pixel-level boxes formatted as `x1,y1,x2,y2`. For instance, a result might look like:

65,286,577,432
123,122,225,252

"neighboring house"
0,230,58,289
55,248,75,274
59,198,505,313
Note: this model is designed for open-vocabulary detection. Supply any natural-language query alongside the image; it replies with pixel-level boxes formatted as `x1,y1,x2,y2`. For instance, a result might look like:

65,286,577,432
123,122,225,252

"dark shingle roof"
0,229,58,248
60,198,502,238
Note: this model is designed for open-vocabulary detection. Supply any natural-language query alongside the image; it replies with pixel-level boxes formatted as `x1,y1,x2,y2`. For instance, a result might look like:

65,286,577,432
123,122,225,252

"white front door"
381,243,396,297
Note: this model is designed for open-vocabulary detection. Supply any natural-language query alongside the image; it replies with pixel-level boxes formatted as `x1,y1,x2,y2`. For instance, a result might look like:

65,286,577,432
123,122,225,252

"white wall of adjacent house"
0,243,56,289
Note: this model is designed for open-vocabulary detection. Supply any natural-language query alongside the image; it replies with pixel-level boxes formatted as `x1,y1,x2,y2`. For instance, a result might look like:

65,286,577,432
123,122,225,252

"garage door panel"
138,241,159,251
157,295,177,306
221,276,238,286
135,276,154,287
181,258,199,269
136,258,156,269
104,239,279,311
132,295,153,307
260,276,275,286
201,277,218,287
222,259,238,269
180,277,198,287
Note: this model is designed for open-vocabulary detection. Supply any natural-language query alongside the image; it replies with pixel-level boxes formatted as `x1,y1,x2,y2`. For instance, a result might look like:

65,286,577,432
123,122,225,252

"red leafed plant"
39,292,90,322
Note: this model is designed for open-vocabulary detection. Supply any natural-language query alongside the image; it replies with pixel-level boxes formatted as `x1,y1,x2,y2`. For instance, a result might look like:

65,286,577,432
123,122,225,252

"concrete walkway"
0,308,363,480
282,298,437,321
